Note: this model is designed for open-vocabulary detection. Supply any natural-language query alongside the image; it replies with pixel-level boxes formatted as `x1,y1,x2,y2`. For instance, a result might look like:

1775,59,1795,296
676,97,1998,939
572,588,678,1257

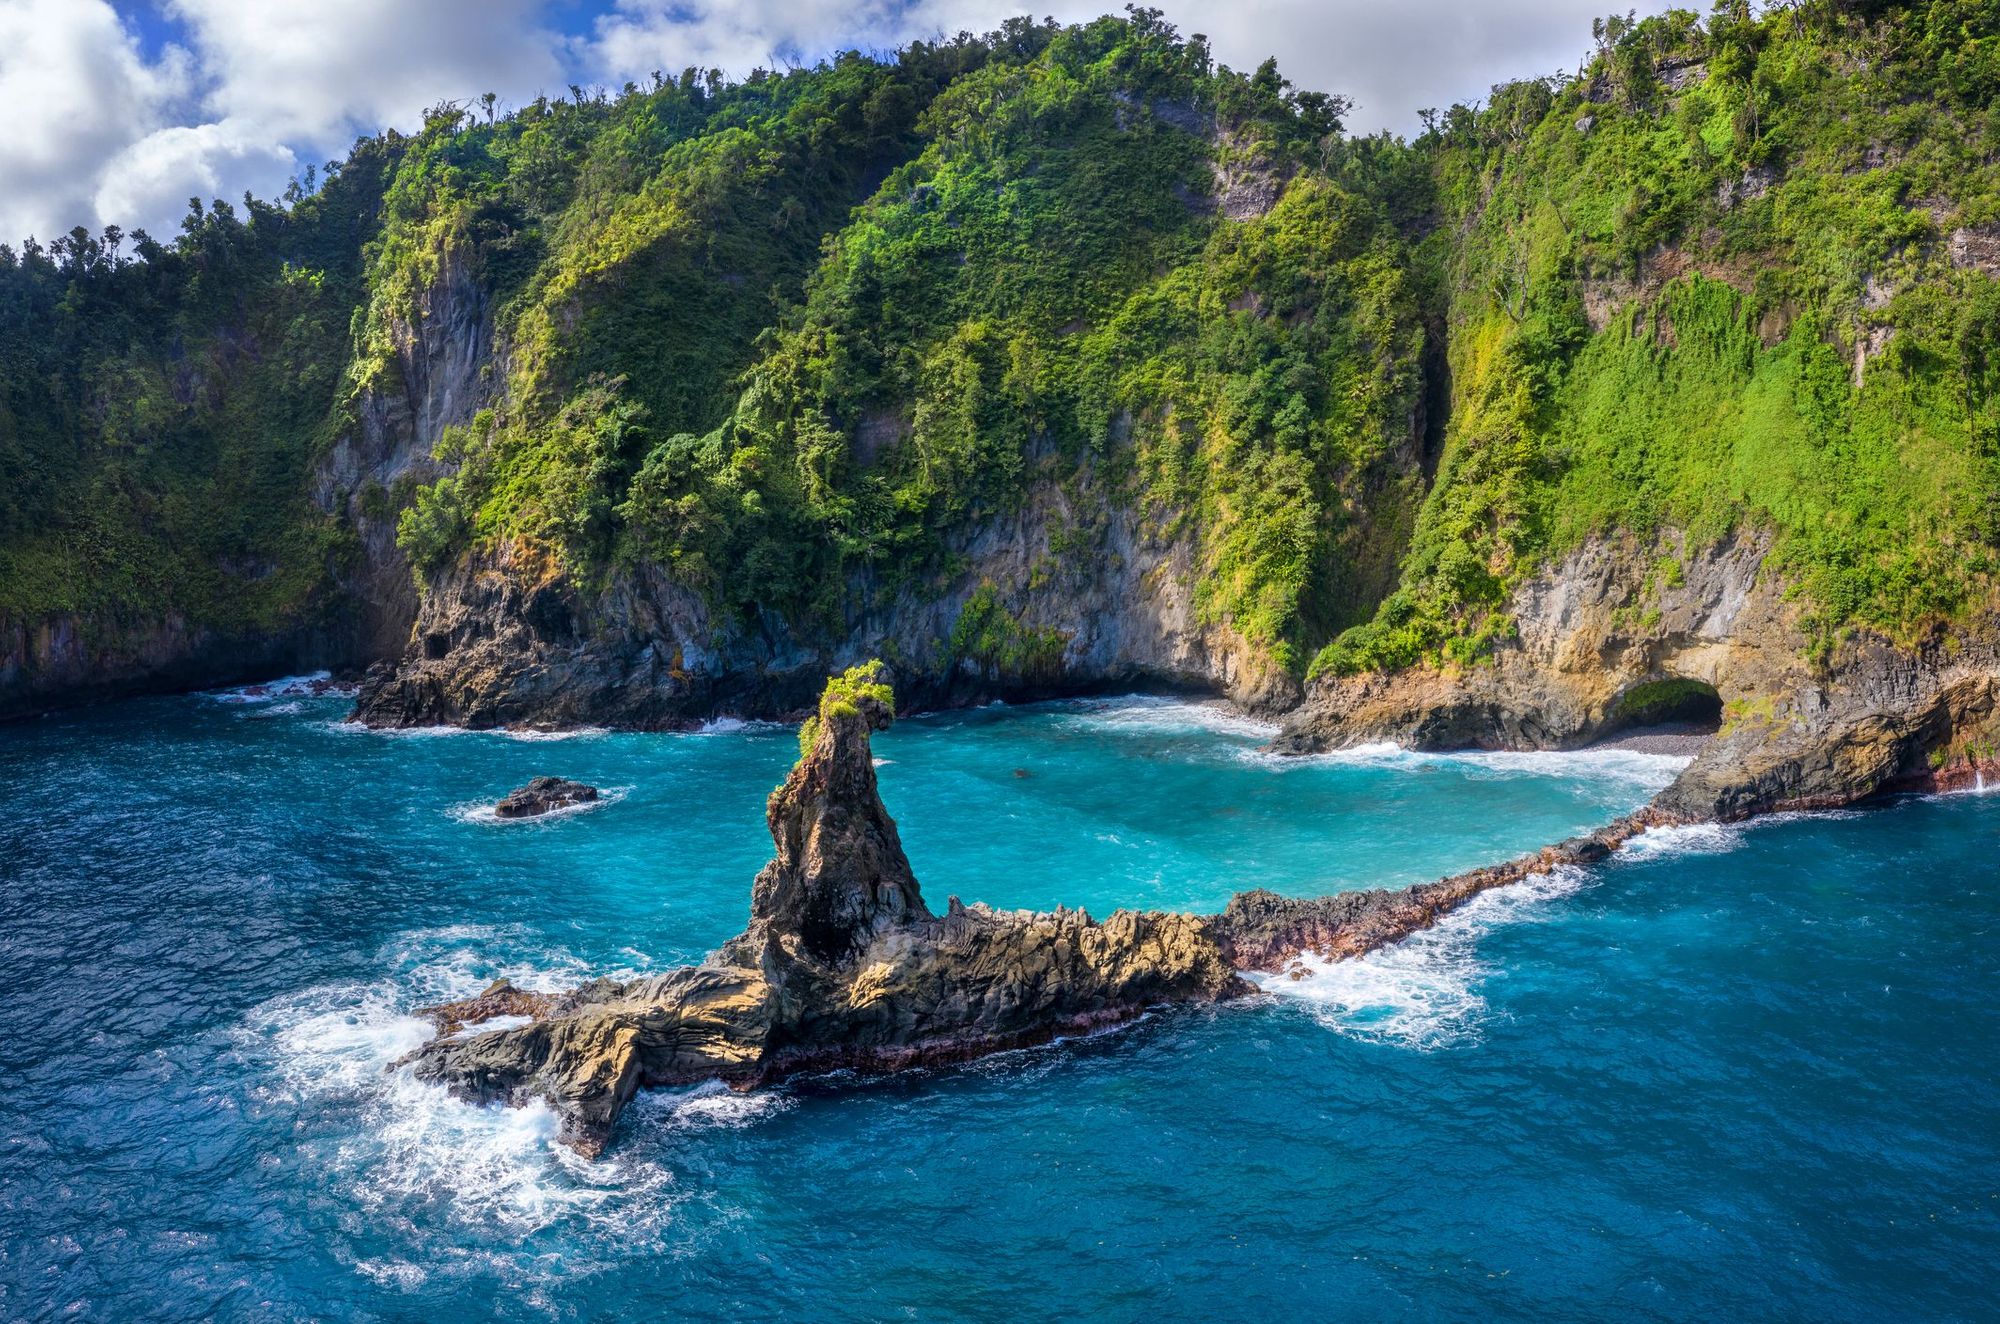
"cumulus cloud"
582,0,1669,135
0,0,1669,246
0,0,190,243
0,0,562,245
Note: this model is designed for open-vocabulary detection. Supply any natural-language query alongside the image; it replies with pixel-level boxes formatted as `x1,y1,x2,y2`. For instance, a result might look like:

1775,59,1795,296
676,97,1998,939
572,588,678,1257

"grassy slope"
1314,0,2000,675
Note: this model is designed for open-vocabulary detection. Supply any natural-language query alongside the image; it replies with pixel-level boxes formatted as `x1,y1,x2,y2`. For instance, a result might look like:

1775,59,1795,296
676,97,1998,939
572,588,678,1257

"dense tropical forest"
3,0,1997,703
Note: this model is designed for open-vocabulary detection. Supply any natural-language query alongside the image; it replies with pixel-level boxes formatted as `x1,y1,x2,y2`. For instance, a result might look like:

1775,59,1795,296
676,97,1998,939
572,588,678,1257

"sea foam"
1247,866,1592,1049
447,786,629,826
240,929,713,1281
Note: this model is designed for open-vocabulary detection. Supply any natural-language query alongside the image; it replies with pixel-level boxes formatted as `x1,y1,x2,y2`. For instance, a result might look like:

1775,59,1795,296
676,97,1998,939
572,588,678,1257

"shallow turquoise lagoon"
1,686,1994,1320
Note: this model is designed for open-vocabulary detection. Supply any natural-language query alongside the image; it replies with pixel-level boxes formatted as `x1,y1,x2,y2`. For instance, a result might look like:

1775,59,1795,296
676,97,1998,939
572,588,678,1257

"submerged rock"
494,776,599,819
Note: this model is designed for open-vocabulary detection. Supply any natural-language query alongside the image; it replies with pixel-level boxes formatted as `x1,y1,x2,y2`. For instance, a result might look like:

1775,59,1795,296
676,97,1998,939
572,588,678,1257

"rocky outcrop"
399,664,1248,1156
351,456,1302,731
1210,812,1665,971
411,647,1964,1156
494,777,600,819
1277,530,2000,820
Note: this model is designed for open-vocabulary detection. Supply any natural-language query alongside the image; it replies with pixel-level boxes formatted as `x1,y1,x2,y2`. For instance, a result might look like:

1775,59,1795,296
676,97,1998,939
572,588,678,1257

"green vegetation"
6,3,2000,692
0,147,395,631
395,10,1431,666
798,659,898,755
949,583,1069,680
1313,0,2000,676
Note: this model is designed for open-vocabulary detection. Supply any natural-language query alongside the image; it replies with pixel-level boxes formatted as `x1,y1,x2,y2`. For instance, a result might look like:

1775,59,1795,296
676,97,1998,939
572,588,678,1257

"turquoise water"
2,685,1995,1321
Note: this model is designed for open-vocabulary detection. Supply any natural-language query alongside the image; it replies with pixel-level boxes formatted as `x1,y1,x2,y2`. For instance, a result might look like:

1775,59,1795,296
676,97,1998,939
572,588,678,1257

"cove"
1,686,1995,1321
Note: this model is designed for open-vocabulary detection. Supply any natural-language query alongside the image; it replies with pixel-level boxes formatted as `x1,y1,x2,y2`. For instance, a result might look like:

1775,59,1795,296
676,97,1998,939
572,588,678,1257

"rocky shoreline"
395,663,1722,1158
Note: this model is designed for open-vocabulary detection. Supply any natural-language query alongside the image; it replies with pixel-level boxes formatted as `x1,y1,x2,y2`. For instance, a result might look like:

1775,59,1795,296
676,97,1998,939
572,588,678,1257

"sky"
0,0,1671,247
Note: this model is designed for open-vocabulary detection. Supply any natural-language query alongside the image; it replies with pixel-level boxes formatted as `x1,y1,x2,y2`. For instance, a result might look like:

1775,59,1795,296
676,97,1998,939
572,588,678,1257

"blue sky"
0,0,1668,245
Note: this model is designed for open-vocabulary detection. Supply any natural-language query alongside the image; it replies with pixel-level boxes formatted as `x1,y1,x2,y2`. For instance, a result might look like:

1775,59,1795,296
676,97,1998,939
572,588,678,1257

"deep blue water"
1,684,1995,1322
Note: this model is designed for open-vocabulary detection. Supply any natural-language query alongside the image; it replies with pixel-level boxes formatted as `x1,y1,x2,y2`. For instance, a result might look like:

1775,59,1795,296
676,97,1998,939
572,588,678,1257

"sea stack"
400,662,1244,1156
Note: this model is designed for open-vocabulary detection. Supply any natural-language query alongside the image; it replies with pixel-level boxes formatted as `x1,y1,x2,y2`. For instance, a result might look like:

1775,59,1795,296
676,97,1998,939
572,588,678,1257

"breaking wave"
208,671,358,703
237,928,758,1287
1246,866,1593,1049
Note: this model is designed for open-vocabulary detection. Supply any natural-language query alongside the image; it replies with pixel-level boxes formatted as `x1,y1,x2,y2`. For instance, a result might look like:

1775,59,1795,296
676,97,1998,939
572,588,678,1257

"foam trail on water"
499,725,610,742
1272,740,1689,790
1247,866,1592,1049
448,786,629,826
690,715,787,735
208,671,356,703
1620,821,1744,859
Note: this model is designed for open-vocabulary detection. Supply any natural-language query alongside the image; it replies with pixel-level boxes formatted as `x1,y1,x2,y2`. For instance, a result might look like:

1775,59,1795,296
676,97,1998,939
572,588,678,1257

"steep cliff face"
0,613,346,720
313,245,496,666
350,456,1300,729
1278,532,2000,817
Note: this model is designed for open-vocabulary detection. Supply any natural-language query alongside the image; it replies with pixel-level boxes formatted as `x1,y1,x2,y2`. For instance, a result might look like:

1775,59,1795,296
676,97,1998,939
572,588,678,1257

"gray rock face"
1277,530,2000,819
350,460,1306,731
313,244,496,665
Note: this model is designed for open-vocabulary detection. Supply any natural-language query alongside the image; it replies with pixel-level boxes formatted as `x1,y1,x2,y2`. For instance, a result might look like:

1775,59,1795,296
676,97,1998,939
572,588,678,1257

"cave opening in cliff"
1610,677,1722,734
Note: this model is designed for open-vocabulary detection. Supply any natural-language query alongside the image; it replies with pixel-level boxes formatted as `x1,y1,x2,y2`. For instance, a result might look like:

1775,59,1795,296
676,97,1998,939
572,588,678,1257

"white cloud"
581,0,1670,135
91,121,297,240
0,0,1672,247
168,0,564,144
1175,0,1671,135
0,0,190,243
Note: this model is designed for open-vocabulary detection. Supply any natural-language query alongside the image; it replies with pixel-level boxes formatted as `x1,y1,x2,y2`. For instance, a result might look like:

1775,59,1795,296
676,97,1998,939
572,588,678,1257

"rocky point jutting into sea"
400,662,1679,1156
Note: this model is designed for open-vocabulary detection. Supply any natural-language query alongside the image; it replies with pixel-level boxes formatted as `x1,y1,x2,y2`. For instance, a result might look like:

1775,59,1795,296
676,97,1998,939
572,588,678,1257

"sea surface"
1,684,1995,1321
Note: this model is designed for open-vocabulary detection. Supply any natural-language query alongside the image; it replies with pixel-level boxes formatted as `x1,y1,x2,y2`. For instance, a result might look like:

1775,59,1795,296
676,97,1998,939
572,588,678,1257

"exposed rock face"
0,243,497,723
494,777,600,819
0,612,353,723
351,458,1310,731
733,679,928,961
313,243,495,665
1209,813,1664,971
1277,531,2000,820
400,664,1247,1156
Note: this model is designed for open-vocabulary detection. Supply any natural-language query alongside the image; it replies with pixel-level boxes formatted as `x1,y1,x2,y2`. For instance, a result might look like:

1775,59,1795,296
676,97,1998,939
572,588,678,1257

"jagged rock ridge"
401,664,1244,1156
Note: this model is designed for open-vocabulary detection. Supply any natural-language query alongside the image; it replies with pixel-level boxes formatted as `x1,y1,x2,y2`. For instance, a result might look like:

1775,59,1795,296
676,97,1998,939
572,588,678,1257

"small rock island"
494,777,600,819
403,663,1667,1156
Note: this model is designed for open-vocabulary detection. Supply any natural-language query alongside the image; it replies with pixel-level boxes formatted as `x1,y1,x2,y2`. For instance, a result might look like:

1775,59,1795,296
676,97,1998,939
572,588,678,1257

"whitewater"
1,687,1994,1321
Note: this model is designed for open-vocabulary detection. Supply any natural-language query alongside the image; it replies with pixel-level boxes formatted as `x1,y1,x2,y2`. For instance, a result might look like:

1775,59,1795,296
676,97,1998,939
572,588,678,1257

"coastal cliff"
7,6,2000,821
1275,532,2000,818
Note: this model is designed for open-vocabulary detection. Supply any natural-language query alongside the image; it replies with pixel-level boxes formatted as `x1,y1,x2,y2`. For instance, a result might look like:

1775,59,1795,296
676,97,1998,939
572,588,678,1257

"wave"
447,786,629,826
207,671,357,703
1618,805,1870,861
238,929,719,1285
323,719,613,742
1255,740,1689,791
1619,821,1744,859
1246,865,1592,1050
689,715,787,736
1049,694,1282,741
